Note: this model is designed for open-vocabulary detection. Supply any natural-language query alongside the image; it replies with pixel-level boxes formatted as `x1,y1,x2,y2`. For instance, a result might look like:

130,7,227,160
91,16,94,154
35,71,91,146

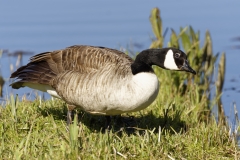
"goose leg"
67,104,76,125
105,116,112,129
67,110,72,126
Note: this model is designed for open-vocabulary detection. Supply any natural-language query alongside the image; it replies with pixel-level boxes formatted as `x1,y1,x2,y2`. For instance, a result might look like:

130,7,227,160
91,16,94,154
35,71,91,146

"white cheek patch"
164,49,179,70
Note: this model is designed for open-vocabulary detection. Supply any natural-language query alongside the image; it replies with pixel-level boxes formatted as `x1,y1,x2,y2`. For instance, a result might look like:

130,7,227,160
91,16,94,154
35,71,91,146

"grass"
0,92,239,159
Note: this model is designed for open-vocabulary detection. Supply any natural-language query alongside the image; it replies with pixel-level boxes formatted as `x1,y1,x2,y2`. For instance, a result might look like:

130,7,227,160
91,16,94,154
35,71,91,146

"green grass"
0,92,239,159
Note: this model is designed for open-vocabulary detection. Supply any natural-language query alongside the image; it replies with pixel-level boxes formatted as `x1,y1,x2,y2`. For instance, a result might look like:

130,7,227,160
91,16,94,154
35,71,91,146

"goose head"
131,48,196,75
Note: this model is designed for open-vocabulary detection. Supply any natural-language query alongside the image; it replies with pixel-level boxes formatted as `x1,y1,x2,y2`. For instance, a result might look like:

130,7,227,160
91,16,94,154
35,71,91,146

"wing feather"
10,45,133,90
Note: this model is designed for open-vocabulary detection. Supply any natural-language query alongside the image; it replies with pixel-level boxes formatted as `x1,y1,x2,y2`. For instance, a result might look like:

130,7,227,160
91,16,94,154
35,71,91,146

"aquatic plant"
149,7,226,125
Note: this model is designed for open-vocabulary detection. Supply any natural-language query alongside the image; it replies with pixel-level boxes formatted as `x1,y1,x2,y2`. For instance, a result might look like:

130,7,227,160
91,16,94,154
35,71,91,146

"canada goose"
10,45,196,125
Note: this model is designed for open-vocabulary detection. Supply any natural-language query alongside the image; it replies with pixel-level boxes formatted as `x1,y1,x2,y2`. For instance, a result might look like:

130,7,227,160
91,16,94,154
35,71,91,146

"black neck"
131,49,166,75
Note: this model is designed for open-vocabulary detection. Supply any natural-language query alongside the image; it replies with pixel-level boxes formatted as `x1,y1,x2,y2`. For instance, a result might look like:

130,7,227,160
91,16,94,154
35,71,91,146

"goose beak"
181,60,196,75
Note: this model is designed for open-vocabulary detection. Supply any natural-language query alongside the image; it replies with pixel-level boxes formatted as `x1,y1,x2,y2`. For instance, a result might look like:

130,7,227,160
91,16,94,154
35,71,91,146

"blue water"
1,1,240,123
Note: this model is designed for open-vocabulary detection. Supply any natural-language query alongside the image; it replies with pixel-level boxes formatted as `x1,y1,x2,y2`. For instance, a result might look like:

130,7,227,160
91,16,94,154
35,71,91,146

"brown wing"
10,45,133,89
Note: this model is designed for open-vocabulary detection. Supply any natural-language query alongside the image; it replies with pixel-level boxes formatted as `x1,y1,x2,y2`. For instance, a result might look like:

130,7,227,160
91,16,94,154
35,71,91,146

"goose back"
11,45,134,88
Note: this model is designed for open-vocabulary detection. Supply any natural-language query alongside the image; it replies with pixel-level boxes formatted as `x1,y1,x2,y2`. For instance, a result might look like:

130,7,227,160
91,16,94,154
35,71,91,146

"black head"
162,48,196,74
131,48,196,75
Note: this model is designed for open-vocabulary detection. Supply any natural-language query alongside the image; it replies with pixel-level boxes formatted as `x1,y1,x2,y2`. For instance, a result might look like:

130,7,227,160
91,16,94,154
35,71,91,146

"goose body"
10,45,196,116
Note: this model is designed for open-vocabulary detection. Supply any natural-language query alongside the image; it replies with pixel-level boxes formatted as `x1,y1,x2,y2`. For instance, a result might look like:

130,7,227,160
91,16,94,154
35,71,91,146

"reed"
149,7,227,125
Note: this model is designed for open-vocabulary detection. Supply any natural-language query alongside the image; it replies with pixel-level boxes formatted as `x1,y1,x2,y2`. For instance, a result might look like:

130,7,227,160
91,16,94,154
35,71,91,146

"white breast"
122,72,160,113
79,72,160,115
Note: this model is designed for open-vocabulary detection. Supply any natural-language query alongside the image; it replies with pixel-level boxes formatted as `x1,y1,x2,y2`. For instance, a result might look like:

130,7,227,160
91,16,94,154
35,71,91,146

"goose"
10,45,196,125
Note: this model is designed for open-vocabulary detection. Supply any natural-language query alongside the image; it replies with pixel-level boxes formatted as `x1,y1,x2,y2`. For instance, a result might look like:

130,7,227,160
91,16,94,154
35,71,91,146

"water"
1,1,240,122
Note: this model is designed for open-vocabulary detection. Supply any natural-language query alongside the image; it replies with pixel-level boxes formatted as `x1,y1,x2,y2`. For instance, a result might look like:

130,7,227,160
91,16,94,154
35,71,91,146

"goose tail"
10,52,57,89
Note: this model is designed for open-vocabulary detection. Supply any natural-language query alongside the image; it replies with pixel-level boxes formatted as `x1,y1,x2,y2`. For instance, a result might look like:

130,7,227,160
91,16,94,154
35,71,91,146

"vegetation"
0,8,239,159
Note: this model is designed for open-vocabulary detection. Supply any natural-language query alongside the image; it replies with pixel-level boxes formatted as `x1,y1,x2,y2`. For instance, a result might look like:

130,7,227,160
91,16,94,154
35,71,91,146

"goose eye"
175,53,180,58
